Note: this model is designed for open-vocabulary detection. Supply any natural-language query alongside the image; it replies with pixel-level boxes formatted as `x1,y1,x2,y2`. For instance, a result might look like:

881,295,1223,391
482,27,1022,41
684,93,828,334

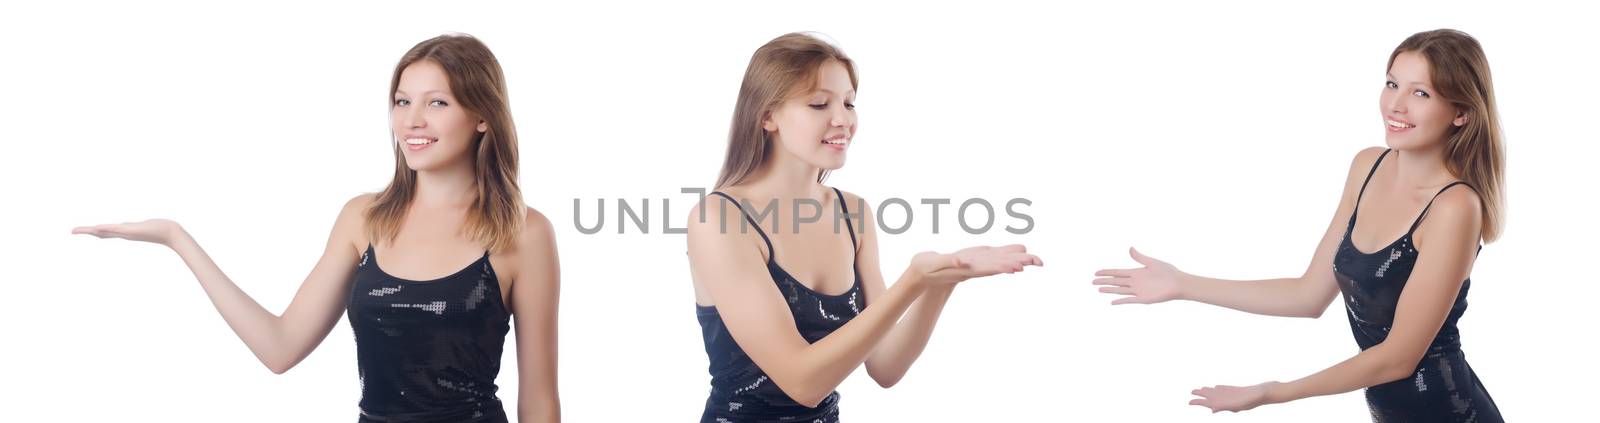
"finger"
1097,286,1133,295
1091,277,1128,286
1129,247,1154,265
74,226,117,237
1094,269,1136,278
999,244,1026,253
1110,296,1145,305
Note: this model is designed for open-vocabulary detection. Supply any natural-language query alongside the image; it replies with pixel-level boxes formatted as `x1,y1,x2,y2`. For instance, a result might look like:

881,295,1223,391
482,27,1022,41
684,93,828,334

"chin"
402,157,439,172
1384,134,1444,152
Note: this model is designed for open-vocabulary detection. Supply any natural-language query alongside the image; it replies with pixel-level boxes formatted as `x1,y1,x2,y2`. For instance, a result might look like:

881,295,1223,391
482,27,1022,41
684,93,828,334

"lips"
1385,117,1415,131
402,135,438,151
821,134,849,147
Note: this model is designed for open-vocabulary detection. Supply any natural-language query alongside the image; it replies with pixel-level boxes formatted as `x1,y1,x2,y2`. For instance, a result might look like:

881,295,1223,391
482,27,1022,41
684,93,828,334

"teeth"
405,138,435,145
823,139,848,145
1385,119,1414,129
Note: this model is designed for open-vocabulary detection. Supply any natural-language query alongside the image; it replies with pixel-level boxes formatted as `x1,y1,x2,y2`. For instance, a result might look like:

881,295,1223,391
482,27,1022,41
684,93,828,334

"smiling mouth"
1385,119,1415,130
822,136,849,146
404,137,437,146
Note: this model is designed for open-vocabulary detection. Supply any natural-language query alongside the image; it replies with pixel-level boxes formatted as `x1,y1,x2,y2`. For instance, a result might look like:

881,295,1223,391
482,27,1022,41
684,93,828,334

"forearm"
1266,344,1413,405
167,231,289,372
517,394,559,423
1178,273,1325,318
864,285,954,387
782,268,930,405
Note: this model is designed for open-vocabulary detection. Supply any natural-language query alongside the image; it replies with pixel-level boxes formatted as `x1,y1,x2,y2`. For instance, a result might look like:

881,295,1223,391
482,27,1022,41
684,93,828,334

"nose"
1383,90,1405,115
402,104,427,129
829,104,852,128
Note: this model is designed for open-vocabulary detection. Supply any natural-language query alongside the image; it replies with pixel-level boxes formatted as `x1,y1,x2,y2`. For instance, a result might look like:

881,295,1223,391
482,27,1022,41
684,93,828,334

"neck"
1393,141,1456,190
741,152,827,202
413,159,478,209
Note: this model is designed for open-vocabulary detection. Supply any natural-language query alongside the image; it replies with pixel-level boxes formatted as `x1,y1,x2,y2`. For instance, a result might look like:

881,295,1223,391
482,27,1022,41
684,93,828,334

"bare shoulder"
500,206,558,290
687,191,768,259
831,188,873,222
1347,146,1389,177
1338,147,1391,196
518,206,555,246
830,188,874,249
687,191,739,239
334,193,379,253
1424,185,1484,229
832,188,871,214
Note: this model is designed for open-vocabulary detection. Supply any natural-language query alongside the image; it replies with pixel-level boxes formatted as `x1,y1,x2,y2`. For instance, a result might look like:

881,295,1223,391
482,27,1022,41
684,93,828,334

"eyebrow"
813,88,857,97
393,89,449,97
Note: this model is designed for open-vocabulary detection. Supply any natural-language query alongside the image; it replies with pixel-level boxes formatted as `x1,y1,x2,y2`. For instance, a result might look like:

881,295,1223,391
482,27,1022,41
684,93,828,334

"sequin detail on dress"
697,188,864,423
349,245,512,422
1333,150,1502,422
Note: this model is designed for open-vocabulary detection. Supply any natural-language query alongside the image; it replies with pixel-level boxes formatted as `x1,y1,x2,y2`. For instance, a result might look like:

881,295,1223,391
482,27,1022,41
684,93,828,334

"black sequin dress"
1333,149,1503,422
697,188,865,423
348,245,512,422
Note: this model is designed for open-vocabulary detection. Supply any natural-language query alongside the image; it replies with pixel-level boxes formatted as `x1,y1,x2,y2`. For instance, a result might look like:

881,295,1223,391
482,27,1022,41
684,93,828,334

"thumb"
1129,247,1157,266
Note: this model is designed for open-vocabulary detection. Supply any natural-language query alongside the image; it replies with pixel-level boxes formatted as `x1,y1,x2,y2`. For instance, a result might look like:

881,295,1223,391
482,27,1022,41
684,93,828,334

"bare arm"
1192,185,1483,411
687,196,1038,407
73,194,371,374
512,208,561,423
853,192,963,388
1094,147,1388,318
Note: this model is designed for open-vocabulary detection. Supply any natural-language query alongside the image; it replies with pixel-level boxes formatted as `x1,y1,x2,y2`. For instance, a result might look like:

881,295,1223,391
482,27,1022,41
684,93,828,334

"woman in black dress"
74,34,561,422
687,33,1043,422
1092,29,1504,421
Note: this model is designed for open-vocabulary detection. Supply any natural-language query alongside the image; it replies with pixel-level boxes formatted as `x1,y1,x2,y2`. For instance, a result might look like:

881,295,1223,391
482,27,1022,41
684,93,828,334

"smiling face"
1381,51,1469,150
391,60,487,172
762,59,858,172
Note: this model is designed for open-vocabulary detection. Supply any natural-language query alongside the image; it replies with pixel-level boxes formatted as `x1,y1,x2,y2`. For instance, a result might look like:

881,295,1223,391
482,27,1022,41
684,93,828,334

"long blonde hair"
366,34,525,252
715,32,858,189
1389,29,1505,242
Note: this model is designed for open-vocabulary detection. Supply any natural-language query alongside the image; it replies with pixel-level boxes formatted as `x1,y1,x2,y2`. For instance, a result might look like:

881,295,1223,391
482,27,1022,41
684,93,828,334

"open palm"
1092,247,1182,305
72,218,184,246
916,244,1042,286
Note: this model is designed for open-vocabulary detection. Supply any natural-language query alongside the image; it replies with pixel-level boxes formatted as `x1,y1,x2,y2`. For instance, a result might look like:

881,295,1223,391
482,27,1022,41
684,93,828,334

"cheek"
1418,103,1457,128
779,115,822,142
442,112,478,140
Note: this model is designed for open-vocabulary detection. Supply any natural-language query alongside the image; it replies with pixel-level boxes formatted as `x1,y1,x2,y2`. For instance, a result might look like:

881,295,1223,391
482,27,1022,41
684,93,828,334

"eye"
1412,90,1430,99
429,99,449,107
1385,81,1398,89
844,102,855,110
394,99,411,107
809,102,827,110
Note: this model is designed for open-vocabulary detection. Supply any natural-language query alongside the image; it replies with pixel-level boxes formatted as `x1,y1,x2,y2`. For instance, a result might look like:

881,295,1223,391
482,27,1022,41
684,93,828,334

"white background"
5,0,1596,421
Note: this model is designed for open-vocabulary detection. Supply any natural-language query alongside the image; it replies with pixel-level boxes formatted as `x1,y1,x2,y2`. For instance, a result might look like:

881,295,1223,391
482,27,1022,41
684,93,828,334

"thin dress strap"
709,191,775,265
1349,149,1393,228
1407,181,1474,234
831,187,859,251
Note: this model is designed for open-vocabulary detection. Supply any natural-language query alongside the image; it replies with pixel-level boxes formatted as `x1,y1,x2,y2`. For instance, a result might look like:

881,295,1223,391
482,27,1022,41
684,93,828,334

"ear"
761,110,779,132
1453,109,1471,127
477,120,489,133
